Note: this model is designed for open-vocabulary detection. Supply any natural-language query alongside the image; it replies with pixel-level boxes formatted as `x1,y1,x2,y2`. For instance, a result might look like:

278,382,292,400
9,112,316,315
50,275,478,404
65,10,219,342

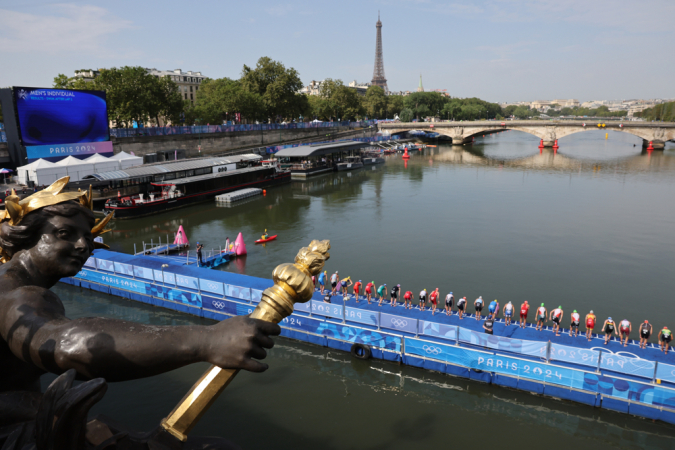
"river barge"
104,161,289,219
63,249,675,426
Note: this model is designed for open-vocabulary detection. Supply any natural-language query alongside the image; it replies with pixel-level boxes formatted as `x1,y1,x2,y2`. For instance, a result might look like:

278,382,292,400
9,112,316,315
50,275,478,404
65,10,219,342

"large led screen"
13,87,109,146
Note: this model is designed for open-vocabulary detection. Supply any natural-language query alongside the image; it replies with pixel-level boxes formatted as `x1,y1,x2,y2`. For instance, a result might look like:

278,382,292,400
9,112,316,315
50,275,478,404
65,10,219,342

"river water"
50,130,675,448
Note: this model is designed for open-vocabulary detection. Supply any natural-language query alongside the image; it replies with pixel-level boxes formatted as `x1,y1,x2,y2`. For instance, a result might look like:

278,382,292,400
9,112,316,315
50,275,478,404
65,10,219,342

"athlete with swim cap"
639,320,652,349
341,276,352,296
377,283,388,306
390,284,400,307
536,303,548,331
660,326,672,353
619,319,632,347
318,270,327,295
503,301,514,326
457,296,467,319
602,317,618,345
365,281,375,304
430,288,439,315
419,289,428,311
474,296,484,321
519,301,530,329
445,292,454,315
489,299,500,320
659,327,672,354
569,310,580,337
585,310,596,341
330,271,339,295
353,280,362,303
550,306,564,336
404,290,413,309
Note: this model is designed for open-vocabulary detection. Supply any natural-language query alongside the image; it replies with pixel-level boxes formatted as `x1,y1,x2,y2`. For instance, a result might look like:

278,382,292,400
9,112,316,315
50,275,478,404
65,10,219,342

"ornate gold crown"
0,176,114,263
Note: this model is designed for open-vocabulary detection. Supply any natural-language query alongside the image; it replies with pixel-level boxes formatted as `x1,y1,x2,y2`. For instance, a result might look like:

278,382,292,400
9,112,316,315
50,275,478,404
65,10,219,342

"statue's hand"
204,315,280,372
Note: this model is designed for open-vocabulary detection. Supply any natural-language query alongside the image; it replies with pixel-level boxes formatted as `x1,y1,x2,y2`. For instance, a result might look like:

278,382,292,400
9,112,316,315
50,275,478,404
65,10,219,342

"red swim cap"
645,320,649,323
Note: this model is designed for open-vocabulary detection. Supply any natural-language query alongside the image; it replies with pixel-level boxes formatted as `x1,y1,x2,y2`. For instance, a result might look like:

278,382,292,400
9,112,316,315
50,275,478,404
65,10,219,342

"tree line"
635,102,675,122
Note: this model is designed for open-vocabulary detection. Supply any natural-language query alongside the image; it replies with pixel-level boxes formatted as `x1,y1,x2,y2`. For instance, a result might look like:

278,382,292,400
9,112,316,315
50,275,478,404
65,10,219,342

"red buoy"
263,189,267,196
552,140,559,150
402,148,410,159
538,139,544,149
647,141,654,150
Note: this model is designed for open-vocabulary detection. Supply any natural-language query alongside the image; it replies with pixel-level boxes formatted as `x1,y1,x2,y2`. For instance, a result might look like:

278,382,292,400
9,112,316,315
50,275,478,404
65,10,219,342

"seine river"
50,129,675,449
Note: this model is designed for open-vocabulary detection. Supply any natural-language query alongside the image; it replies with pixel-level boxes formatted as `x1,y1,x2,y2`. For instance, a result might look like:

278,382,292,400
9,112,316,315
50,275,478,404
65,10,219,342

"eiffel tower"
371,12,388,92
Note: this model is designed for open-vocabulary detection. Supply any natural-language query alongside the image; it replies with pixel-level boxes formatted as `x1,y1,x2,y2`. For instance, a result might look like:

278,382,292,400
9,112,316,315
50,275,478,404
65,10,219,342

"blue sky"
1,0,673,103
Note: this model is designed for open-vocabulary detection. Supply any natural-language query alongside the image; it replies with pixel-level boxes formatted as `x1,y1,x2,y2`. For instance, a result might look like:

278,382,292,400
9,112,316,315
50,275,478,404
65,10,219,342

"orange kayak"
255,235,277,244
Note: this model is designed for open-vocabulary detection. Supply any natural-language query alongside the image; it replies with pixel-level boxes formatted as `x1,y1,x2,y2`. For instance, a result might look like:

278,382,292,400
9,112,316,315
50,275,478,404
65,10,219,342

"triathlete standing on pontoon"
503,301,514,326
419,289,428,311
404,290,413,309
569,310,581,338
390,284,400,307
639,320,652,349
602,317,618,345
619,319,632,347
445,292,454,315
430,288,440,315
536,303,548,331
353,280,362,302
585,310,596,341
550,306,564,336
457,296,467,319
489,299,500,320
474,296,484,321
519,301,530,329
659,327,672,354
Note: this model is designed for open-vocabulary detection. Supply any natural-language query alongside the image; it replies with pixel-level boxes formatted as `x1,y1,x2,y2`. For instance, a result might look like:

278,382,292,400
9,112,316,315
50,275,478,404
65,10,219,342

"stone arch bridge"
379,120,675,149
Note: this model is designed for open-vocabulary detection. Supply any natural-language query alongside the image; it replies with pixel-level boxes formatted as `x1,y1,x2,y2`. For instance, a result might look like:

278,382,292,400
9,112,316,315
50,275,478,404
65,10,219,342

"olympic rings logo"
423,345,442,355
206,282,220,291
391,318,408,328
212,301,226,310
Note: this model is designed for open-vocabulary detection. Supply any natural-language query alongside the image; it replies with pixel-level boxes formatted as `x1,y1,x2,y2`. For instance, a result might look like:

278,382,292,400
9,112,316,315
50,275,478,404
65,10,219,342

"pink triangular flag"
234,232,247,256
174,225,189,246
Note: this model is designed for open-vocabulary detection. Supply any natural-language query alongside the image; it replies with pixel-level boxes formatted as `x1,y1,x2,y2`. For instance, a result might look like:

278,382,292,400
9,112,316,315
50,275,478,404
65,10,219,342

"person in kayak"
619,319,632,347
419,289,428,311
536,303,548,331
377,283,388,306
341,276,352,296
639,320,652,349
365,281,375,304
519,301,530,329
474,296,484,321
569,310,581,337
430,288,439,315
390,284,400,307
445,292,454,315
585,310,596,341
489,299,499,320
549,306,563,336
330,271,339,295
659,327,672,354
353,280,362,302
602,317,618,345
457,296,467,319
318,270,327,294
483,316,495,335
261,229,269,240
503,301,514,326
404,290,413,309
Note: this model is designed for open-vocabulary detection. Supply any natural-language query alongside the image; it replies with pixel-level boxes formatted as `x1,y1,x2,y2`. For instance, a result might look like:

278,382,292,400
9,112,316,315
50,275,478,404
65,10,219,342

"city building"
146,68,206,105
348,80,371,96
72,69,101,83
417,75,424,93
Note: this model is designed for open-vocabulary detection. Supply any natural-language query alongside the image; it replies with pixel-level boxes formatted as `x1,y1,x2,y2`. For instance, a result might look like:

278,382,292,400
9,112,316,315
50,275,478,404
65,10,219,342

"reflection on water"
52,284,675,450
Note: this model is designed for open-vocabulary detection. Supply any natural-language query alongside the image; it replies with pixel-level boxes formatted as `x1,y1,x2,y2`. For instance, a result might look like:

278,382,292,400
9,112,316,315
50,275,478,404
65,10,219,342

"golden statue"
161,239,331,441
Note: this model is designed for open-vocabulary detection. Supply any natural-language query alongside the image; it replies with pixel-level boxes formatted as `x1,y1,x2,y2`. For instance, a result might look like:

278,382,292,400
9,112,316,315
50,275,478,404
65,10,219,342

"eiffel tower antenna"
371,12,388,92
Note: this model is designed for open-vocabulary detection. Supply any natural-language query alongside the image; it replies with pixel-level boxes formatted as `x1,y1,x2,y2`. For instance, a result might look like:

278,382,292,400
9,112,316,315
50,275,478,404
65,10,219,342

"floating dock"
62,249,675,425
215,188,262,204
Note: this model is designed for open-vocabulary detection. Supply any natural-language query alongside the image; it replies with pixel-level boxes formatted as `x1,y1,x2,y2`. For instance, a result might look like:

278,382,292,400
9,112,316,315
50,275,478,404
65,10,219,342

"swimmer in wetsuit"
585,310,596,341
365,281,375,304
503,301,514,326
341,276,352,296
602,317,618,345
419,289,428,311
550,306,563,336
353,280,362,302
619,319,632,347
445,292,454,315
404,290,413,309
519,301,530,329
569,310,580,338
330,271,339,295
430,288,439,315
457,297,467,319
488,299,499,320
639,320,652,349
659,327,672,354
474,296,484,321
377,284,388,306
536,303,548,331
318,270,327,294
390,284,400,307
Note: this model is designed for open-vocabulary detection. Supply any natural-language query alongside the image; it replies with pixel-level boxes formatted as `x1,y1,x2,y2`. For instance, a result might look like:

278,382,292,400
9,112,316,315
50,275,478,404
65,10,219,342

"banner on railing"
419,321,457,340
458,328,548,358
549,343,599,368
599,351,655,379
380,313,417,334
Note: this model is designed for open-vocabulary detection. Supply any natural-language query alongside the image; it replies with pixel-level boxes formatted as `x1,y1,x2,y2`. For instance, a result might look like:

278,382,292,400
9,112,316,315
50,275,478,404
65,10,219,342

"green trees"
307,79,363,121
190,78,265,124
635,101,675,121
399,108,414,122
363,86,387,119
52,66,182,127
386,95,404,118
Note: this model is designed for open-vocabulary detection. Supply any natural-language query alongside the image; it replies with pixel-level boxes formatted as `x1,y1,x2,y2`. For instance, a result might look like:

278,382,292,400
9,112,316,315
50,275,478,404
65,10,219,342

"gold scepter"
160,239,331,442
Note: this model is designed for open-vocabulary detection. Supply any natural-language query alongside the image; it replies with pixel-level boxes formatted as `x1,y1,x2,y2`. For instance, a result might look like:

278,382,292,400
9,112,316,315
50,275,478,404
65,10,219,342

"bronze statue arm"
0,286,280,382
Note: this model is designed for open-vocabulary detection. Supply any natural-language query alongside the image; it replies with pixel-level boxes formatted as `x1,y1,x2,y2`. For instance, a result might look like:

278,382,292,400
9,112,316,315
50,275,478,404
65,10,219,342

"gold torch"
160,240,331,441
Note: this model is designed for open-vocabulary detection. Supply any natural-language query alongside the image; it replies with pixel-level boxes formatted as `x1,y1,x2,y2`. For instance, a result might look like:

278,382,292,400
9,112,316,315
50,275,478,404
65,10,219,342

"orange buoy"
647,141,654,150
263,189,267,195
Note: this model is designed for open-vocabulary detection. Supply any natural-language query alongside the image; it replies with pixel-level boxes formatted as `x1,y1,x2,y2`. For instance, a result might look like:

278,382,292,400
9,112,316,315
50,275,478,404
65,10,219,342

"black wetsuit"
640,324,652,339
391,286,399,299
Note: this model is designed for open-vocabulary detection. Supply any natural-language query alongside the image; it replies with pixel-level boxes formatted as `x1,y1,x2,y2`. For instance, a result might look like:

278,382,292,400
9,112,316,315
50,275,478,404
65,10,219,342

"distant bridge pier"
642,140,665,149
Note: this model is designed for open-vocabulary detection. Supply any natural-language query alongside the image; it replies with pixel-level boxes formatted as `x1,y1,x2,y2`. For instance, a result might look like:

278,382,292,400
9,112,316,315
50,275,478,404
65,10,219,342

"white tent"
109,151,143,169
84,154,120,173
54,156,95,181
16,159,69,186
